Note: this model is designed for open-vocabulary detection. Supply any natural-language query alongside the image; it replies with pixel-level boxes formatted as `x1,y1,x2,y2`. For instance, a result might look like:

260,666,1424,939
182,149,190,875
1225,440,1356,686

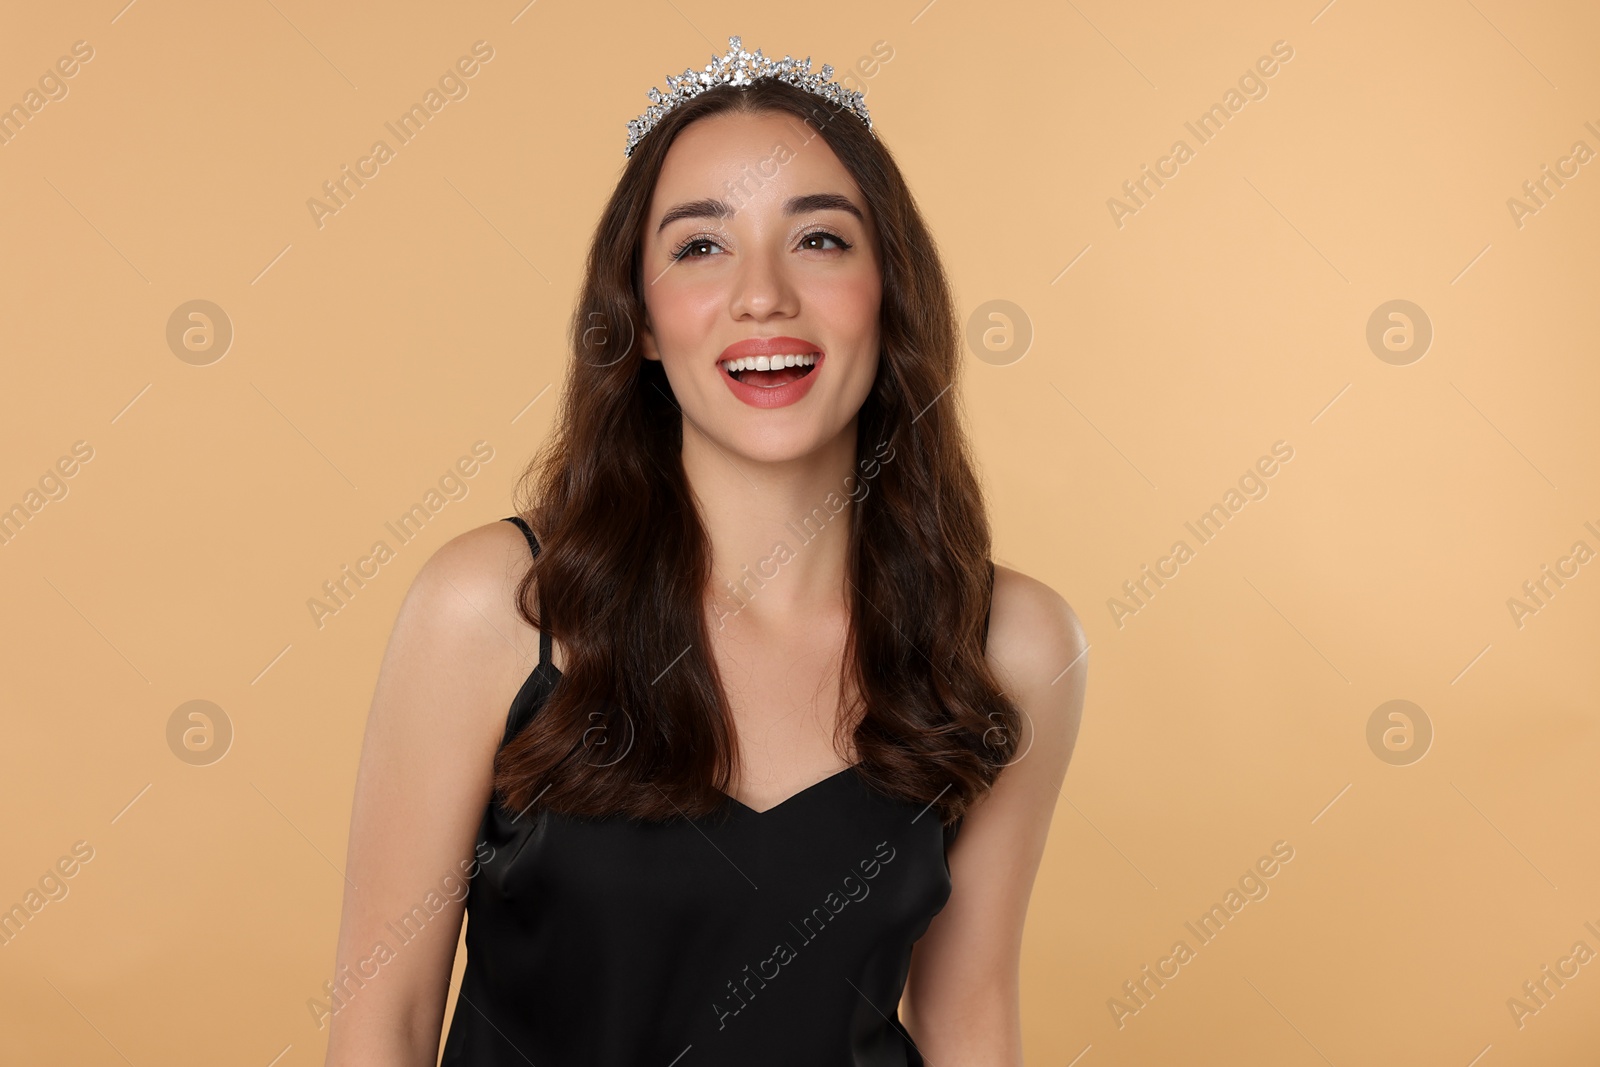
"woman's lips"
719,350,824,409
717,334,823,363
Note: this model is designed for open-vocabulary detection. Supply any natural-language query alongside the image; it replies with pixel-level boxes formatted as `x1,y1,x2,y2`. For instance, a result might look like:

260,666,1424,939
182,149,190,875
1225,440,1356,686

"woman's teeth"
719,352,818,374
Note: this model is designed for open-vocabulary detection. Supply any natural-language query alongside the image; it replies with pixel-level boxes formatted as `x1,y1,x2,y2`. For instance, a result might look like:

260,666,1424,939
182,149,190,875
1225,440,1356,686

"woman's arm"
900,565,1089,1065
321,522,540,1066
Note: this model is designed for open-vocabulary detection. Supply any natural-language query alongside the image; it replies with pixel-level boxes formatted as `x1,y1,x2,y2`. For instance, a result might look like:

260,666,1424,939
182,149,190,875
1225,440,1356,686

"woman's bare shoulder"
406,518,537,633
986,563,1086,685
381,518,544,716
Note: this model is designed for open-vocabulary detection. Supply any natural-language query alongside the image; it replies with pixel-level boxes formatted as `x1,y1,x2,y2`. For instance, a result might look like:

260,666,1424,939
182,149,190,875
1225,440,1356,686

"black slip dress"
438,515,995,1067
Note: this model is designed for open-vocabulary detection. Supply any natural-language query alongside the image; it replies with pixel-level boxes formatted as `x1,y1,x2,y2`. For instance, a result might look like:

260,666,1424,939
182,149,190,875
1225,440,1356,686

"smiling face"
639,108,883,464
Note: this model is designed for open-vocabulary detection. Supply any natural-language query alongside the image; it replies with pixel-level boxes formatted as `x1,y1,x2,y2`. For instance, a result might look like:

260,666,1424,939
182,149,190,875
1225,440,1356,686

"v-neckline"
718,764,861,817
538,661,861,818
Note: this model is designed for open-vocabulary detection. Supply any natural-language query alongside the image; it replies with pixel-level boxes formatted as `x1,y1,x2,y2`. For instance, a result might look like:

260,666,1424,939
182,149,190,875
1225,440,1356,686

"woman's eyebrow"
655,192,864,234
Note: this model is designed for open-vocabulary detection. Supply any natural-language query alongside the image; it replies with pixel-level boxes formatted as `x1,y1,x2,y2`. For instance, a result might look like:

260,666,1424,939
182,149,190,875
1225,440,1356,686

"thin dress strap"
502,516,551,670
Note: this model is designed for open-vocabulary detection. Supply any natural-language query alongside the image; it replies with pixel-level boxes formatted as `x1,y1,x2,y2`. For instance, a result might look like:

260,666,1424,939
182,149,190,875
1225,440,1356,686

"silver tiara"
624,35,875,158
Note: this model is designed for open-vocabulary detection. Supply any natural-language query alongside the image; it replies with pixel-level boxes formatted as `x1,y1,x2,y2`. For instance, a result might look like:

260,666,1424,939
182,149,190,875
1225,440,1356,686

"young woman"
323,36,1087,1067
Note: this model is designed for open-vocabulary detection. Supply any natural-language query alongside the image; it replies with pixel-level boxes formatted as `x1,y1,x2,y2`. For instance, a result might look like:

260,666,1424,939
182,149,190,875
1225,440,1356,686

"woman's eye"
801,230,851,252
672,237,722,261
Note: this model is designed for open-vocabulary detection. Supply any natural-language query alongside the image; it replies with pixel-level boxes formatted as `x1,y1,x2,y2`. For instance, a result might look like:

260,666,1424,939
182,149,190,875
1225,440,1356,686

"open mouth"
719,352,820,389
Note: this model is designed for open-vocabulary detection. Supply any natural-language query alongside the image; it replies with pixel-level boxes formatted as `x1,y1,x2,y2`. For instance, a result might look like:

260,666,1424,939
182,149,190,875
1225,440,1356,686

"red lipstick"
717,336,824,409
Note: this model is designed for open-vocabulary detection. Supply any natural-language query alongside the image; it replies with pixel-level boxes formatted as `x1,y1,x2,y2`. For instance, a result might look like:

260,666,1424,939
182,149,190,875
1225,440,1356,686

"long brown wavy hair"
495,75,1020,826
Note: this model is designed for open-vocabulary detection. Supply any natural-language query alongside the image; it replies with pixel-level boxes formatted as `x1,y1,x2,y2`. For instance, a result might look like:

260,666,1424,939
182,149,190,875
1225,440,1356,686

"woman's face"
639,109,882,464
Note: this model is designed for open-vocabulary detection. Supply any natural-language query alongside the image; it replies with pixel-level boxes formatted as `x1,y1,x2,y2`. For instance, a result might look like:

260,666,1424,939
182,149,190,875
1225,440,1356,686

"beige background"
2,0,1597,1063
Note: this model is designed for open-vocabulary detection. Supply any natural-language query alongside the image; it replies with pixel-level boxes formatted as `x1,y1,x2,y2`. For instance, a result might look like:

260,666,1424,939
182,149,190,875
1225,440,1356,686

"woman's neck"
682,420,859,628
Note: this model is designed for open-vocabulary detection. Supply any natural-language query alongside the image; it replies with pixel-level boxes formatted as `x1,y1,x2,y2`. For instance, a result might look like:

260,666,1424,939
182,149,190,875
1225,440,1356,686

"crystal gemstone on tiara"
623,34,876,158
